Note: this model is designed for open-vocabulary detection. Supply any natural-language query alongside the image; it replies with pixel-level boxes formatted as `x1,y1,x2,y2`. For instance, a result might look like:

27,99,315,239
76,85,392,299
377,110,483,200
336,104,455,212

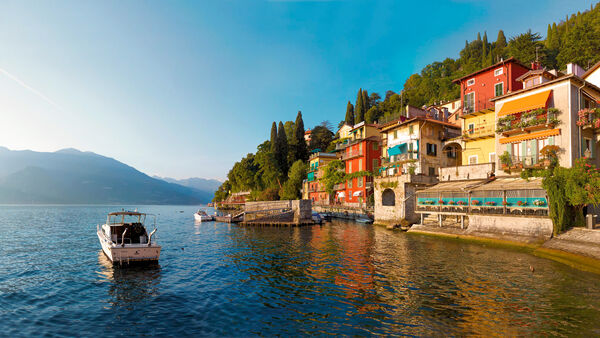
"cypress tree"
362,89,369,112
355,88,364,124
482,31,488,66
270,122,278,153
495,30,507,59
477,32,481,41
345,101,354,125
294,111,308,162
277,121,289,174
546,24,553,48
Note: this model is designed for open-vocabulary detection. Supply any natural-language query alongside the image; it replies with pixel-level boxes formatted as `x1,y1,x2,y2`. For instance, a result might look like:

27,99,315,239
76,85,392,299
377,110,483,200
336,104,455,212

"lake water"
1,205,600,336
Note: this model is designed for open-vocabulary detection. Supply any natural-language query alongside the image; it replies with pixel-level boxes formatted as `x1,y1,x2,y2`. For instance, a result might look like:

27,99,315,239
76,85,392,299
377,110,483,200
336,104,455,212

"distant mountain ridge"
0,147,212,204
153,176,222,194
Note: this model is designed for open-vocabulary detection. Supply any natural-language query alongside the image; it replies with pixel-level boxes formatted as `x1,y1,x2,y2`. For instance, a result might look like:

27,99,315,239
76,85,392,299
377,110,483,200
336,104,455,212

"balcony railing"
501,154,550,169
333,183,346,191
463,124,494,139
341,149,364,160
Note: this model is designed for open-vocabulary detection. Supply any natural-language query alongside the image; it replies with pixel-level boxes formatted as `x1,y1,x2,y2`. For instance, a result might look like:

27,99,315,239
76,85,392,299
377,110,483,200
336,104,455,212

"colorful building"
492,63,600,170
378,115,461,177
452,58,530,165
336,122,381,206
307,152,338,204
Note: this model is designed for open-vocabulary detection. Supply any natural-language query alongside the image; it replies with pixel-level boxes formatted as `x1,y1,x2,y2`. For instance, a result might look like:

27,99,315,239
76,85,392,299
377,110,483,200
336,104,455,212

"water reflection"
96,251,162,309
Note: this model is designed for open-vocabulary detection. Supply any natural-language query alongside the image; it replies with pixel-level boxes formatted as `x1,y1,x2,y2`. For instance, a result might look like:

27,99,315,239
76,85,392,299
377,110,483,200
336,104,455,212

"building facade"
307,152,337,204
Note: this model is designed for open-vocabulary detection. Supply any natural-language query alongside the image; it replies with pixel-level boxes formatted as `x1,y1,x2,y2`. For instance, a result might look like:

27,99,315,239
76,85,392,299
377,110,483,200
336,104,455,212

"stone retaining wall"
468,214,553,240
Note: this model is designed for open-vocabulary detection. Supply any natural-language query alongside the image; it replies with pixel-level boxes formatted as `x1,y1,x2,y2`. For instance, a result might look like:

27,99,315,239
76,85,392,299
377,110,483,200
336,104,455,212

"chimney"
566,63,586,77
531,61,541,70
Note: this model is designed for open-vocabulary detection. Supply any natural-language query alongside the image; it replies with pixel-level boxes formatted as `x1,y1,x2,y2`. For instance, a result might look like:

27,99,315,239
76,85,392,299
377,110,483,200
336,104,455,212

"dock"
241,200,314,226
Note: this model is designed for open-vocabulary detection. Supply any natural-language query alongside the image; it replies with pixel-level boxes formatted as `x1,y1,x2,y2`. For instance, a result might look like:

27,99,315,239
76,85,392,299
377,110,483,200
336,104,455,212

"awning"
337,191,345,198
353,190,363,197
307,172,315,182
497,90,552,117
499,128,560,144
388,143,407,156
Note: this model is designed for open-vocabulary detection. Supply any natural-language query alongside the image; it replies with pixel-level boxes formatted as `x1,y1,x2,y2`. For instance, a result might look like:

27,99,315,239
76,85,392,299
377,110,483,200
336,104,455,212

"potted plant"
533,199,545,206
448,200,455,205
517,200,527,206
471,200,480,205
499,151,512,169
458,201,466,206
502,201,509,206
485,201,496,206
438,199,444,205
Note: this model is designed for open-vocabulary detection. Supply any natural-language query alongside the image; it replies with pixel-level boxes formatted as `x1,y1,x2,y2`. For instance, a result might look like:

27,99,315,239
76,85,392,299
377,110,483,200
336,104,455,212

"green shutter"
507,144,512,156
531,140,538,164
521,141,527,159
548,136,554,145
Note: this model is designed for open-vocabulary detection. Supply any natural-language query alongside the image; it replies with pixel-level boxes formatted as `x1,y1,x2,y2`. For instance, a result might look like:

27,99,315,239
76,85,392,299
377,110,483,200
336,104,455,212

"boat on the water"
355,217,374,224
97,211,161,264
194,210,215,222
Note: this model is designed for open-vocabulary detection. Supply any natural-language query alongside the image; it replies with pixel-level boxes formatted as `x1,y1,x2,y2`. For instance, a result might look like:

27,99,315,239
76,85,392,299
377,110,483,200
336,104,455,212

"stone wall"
244,200,312,224
467,214,553,240
374,175,437,226
438,163,495,181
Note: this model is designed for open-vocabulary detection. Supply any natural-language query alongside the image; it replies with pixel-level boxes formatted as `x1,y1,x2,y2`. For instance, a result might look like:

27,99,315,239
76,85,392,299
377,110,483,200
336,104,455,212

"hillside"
0,147,211,204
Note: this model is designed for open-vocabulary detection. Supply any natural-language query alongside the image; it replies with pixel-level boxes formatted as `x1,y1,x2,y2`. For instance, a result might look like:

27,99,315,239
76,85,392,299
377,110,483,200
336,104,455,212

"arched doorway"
382,189,395,206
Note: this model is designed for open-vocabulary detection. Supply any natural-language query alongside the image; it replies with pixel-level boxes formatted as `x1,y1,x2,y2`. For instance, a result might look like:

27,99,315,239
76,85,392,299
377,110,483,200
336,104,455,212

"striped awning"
497,90,552,117
499,128,560,144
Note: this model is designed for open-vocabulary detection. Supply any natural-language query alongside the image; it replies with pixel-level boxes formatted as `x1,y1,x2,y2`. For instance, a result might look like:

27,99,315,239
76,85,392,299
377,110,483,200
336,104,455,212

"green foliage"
279,160,307,200
213,180,231,202
345,101,354,125
293,111,308,163
543,158,600,235
308,126,334,153
377,181,398,189
507,30,545,65
322,160,346,197
270,122,277,153
499,151,512,167
277,121,289,174
355,88,365,124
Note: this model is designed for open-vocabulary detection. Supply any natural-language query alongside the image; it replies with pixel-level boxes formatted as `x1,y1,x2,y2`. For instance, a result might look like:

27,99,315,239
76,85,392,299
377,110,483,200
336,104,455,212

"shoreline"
377,223,600,275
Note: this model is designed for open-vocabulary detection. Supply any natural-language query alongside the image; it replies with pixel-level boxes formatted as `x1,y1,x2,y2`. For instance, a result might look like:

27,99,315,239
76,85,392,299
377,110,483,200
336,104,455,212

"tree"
355,88,365,124
495,29,507,61
507,30,545,65
345,101,354,125
270,122,277,153
369,92,381,107
213,180,232,202
322,160,346,202
293,111,308,163
362,89,370,111
308,125,334,152
277,121,288,174
283,121,295,141
365,106,380,124
279,160,307,200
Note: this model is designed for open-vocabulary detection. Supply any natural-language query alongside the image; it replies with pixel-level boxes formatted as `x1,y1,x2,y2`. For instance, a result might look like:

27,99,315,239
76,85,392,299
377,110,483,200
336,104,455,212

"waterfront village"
217,58,600,266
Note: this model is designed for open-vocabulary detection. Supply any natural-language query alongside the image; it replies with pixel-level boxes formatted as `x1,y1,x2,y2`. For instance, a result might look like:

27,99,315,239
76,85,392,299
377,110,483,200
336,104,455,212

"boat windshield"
108,214,146,225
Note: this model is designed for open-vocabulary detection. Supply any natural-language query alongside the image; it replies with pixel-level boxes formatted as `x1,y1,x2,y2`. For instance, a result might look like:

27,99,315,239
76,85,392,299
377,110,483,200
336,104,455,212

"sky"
0,0,595,180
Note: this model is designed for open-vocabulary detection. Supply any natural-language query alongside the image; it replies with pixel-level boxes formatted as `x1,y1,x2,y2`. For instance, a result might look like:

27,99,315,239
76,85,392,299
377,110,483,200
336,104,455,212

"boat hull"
97,230,161,264
194,213,214,222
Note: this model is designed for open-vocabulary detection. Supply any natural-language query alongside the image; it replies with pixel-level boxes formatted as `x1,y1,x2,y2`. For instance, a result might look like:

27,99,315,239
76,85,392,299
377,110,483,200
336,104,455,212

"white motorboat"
194,210,214,222
97,211,161,264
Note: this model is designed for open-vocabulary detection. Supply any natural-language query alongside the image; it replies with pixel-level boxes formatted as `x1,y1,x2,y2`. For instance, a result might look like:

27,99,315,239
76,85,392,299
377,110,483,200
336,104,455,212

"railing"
463,124,494,139
341,149,364,160
333,183,346,191
463,95,494,114
502,155,549,169
441,130,461,140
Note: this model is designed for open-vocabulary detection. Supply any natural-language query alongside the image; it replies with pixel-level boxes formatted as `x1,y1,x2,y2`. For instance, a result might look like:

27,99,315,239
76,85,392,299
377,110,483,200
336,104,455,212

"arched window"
382,189,395,206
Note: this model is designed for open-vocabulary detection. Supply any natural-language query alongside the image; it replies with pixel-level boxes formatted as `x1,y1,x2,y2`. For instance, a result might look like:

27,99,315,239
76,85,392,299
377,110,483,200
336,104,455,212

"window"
467,78,475,86
538,138,548,152
348,162,352,173
348,179,353,189
447,147,456,158
426,143,437,156
465,92,475,113
357,177,363,187
409,125,414,134
359,143,363,153
428,167,436,176
489,152,496,163
468,155,478,164
382,189,395,206
494,82,504,97
512,143,521,157
393,130,398,139
494,68,503,76
585,137,592,154
359,159,363,171
372,142,378,150
467,123,475,134
373,159,378,169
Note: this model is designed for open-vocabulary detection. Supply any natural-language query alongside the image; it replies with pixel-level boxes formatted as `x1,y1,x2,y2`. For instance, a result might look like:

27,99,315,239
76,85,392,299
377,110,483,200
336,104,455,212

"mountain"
154,176,222,195
0,148,211,204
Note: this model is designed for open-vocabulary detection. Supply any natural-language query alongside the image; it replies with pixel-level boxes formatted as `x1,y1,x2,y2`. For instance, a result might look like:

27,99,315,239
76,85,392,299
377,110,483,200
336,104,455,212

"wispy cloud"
0,67,63,111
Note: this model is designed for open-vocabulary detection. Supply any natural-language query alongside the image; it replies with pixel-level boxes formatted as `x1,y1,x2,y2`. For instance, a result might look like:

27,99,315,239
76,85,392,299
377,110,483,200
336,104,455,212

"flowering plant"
438,199,444,204
448,200,455,205
502,201,509,206
533,199,545,206
517,200,527,206
485,201,496,206
471,200,480,205
457,201,466,205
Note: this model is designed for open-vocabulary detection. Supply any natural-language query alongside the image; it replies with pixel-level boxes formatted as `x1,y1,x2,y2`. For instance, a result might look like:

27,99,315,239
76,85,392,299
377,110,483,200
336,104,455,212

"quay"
240,200,314,226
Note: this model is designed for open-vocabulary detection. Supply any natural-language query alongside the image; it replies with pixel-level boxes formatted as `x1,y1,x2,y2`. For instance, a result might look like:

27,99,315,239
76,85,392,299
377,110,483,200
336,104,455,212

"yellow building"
461,108,496,165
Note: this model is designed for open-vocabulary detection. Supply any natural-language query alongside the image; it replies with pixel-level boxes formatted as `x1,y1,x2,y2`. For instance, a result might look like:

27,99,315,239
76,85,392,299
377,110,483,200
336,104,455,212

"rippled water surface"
1,205,600,336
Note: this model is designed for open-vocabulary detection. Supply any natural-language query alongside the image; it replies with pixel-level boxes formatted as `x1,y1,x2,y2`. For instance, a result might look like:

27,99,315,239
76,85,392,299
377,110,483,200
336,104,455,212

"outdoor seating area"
415,177,549,217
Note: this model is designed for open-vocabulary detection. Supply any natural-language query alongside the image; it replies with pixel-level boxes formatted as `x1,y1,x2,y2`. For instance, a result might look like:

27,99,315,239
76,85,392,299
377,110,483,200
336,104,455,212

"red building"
335,122,382,206
453,57,530,114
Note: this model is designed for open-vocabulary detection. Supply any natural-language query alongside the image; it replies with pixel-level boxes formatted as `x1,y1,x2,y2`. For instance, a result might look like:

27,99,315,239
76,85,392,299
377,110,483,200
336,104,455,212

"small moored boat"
194,210,215,222
97,211,161,264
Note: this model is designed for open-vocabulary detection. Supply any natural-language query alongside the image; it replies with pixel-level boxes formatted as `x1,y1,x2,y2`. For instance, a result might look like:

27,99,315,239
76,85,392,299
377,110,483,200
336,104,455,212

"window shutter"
521,141,527,159
531,139,538,164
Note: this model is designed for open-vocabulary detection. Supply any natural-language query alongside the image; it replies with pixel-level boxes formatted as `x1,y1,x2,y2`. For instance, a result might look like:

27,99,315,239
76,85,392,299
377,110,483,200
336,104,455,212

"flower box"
517,200,527,206
471,200,480,205
485,201,496,206
533,199,546,206
457,201,467,205
438,200,444,204
448,201,455,205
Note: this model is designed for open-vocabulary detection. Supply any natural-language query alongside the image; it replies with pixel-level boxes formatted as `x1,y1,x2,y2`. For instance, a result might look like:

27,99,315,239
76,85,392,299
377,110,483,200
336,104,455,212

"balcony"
341,149,364,160
333,183,346,191
462,95,494,115
463,124,494,140
501,154,550,170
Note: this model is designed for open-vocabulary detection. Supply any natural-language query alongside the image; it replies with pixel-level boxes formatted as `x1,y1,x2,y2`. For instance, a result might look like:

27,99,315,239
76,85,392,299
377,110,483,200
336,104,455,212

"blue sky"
0,0,594,180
